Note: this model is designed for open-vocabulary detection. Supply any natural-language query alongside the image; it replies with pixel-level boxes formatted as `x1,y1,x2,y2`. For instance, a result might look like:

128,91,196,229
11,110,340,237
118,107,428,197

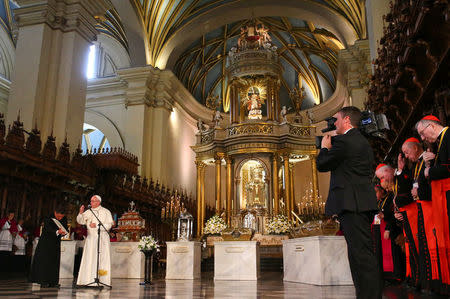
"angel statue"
213,110,223,127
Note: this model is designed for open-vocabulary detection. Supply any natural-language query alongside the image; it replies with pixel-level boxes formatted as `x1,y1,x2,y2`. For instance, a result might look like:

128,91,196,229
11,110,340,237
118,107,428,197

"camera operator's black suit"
317,128,381,299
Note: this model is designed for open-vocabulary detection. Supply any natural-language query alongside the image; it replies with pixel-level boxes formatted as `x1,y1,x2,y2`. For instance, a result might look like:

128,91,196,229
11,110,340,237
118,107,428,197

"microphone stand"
78,206,112,289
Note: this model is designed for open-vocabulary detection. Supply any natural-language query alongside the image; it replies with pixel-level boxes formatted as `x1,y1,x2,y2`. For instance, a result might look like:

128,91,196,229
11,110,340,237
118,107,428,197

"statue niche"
246,86,264,120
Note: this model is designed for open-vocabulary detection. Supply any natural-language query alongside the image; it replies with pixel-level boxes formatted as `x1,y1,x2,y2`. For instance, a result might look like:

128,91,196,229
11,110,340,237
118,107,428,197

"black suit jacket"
317,128,378,215
429,127,450,180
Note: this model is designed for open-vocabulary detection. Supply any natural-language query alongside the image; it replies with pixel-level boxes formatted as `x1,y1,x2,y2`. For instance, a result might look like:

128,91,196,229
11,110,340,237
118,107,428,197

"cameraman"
316,106,381,299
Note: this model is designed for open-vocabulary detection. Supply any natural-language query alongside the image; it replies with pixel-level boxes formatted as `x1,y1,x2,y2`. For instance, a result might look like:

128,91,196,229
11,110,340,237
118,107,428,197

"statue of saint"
213,110,223,127
197,118,206,132
280,106,288,124
247,87,263,119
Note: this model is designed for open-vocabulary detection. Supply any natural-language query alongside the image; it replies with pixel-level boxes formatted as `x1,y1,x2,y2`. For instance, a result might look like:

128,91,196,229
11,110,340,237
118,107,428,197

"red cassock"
431,178,450,288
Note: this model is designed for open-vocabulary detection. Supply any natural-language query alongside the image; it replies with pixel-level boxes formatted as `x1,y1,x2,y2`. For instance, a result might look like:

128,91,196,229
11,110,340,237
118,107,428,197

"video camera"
315,111,389,149
359,111,390,138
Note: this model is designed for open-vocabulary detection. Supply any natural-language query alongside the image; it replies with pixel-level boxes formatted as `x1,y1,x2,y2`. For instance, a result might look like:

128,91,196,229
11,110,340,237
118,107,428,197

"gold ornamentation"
228,124,273,136
201,130,214,144
289,125,311,136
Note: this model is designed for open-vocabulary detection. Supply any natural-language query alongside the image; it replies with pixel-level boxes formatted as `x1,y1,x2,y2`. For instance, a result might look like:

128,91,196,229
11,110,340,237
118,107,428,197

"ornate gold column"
272,153,279,215
201,164,206,234
195,161,205,237
215,153,223,214
310,154,319,203
234,85,240,123
225,156,233,226
230,82,236,124
266,79,273,120
289,162,295,218
274,81,281,122
283,153,291,219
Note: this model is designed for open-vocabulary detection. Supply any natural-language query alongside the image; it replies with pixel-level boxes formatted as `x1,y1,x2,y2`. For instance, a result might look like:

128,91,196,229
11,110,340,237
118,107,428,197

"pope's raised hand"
79,205,85,214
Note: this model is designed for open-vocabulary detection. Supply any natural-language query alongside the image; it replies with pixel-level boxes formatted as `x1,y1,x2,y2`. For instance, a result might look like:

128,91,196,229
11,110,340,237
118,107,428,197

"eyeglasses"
418,123,431,137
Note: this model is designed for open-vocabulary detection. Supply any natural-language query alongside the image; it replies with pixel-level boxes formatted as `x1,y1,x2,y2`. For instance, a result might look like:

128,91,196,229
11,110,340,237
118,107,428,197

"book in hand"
52,218,69,235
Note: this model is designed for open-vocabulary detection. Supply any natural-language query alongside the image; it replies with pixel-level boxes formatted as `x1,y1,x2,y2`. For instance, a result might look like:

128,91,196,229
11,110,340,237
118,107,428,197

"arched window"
85,35,131,79
86,45,97,79
81,123,110,154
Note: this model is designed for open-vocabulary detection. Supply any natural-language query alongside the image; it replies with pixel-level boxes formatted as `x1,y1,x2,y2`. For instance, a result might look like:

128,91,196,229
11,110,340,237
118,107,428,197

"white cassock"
76,206,114,286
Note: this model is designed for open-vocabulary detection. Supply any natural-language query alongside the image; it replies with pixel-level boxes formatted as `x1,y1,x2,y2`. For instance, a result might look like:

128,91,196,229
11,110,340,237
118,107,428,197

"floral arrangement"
138,235,159,251
266,215,291,234
203,215,227,235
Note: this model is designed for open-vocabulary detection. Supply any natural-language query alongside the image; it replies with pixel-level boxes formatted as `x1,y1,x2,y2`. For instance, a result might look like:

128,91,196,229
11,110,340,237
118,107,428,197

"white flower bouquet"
138,235,159,251
266,215,291,234
203,215,227,235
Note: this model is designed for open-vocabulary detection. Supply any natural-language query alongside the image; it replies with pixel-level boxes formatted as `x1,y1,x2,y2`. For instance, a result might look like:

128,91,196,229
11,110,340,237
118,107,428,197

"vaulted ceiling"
131,0,366,111
173,17,343,111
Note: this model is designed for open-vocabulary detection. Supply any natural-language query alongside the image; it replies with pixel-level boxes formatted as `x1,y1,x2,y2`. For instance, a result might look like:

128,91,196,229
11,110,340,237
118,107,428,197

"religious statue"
213,110,223,127
306,109,314,124
289,86,305,116
247,86,263,120
236,20,272,51
243,211,256,231
196,118,206,132
280,106,288,124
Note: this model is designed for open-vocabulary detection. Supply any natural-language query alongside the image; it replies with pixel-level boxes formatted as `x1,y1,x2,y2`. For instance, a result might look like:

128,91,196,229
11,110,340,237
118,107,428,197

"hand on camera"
321,135,332,149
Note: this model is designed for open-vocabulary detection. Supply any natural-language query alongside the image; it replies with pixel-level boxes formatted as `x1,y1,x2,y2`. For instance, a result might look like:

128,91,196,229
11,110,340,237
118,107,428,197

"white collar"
344,127,354,134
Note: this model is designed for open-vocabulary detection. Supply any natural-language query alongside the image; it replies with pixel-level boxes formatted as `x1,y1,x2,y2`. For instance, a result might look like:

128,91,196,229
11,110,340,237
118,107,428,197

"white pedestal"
166,241,201,280
110,242,144,278
283,236,353,285
60,241,77,278
214,241,259,281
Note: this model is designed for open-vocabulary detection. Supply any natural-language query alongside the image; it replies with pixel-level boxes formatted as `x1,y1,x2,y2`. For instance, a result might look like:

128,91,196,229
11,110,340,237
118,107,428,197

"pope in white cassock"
76,195,114,286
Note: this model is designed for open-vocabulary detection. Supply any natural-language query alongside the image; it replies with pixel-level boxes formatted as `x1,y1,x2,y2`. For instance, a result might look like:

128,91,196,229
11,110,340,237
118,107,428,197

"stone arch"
94,34,131,78
0,26,15,80
84,109,124,148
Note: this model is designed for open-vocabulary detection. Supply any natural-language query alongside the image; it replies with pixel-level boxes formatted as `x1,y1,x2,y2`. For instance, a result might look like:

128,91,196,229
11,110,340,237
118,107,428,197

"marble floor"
0,272,446,299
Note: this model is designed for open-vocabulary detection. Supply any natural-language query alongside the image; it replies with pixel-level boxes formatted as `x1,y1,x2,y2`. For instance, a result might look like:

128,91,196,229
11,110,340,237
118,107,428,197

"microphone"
87,204,92,210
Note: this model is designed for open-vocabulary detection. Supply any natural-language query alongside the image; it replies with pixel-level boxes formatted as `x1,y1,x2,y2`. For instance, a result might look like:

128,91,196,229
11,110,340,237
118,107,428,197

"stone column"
195,161,205,237
366,0,391,63
338,40,371,110
272,153,279,215
310,154,319,204
116,66,154,176
283,153,291,219
225,156,233,226
215,153,223,214
7,0,112,147
148,71,173,185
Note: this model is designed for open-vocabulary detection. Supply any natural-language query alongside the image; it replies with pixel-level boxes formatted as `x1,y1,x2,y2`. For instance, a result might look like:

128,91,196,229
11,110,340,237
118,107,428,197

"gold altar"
192,20,323,237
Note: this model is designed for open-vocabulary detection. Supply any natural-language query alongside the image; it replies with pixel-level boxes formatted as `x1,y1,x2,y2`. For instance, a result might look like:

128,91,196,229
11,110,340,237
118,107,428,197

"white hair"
91,195,102,202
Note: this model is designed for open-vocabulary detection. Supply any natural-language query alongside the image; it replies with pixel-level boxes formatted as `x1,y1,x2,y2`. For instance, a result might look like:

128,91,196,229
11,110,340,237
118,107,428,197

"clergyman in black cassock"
30,210,68,287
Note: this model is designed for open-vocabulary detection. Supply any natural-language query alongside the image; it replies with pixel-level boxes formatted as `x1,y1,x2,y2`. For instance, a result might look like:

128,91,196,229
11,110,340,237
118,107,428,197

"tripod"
78,208,112,289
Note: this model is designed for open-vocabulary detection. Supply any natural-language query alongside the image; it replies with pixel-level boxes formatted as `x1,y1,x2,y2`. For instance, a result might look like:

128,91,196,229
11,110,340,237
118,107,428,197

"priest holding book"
29,205,68,288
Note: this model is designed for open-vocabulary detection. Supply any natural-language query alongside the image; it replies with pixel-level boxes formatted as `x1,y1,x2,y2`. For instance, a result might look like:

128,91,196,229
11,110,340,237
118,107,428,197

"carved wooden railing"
0,114,208,242
366,0,449,162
